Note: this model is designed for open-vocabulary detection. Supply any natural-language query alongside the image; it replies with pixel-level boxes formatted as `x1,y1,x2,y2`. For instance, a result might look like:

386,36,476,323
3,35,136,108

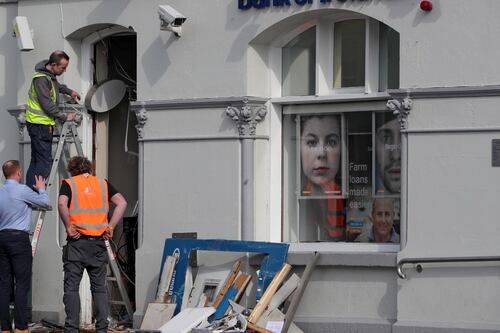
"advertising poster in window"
300,114,342,196
299,114,345,241
346,113,372,241
375,112,401,195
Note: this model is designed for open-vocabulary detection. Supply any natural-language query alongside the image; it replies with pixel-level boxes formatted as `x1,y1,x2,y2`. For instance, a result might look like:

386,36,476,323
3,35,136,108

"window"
280,17,399,95
283,108,401,243
333,19,366,88
277,14,400,245
282,27,316,96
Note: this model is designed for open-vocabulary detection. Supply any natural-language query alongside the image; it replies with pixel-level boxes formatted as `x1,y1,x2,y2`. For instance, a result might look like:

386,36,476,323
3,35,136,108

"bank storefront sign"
239,0,342,10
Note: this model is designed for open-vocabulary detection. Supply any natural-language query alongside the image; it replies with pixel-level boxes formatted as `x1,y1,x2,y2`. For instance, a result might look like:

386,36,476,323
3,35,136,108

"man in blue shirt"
0,160,49,333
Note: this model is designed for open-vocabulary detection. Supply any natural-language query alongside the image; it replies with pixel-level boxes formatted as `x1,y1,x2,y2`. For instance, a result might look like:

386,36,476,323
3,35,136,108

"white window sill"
286,242,398,267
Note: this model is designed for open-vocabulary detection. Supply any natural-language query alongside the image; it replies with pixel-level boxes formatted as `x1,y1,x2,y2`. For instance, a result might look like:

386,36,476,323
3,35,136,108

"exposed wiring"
110,239,136,286
115,58,136,84
113,58,137,85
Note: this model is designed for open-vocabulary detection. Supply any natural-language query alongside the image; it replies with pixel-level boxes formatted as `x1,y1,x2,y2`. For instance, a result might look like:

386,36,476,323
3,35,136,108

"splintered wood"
211,260,242,308
248,263,292,323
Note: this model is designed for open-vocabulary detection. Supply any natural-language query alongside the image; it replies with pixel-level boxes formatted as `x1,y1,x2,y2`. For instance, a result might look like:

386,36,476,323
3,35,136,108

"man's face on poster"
372,199,395,239
376,118,401,193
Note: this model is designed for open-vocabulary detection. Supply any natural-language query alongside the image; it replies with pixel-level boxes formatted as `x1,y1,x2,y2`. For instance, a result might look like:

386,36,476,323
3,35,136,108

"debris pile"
138,238,319,333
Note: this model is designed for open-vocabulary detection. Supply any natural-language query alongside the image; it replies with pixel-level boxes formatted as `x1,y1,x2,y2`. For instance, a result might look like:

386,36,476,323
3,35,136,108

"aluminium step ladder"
30,119,134,321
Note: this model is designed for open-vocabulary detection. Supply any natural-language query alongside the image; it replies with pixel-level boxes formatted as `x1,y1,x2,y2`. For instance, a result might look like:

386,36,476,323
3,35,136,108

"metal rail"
397,256,500,279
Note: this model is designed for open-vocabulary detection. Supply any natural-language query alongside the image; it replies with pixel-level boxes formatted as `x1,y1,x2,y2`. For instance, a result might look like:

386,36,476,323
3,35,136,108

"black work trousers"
0,230,32,331
63,238,109,333
26,123,53,191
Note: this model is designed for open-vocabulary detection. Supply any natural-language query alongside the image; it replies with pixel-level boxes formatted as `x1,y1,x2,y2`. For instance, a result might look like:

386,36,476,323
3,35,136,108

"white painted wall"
0,3,19,164
6,1,500,331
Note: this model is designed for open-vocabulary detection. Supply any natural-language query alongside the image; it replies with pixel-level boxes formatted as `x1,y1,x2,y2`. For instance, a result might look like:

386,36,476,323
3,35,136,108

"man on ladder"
57,156,127,333
25,50,80,191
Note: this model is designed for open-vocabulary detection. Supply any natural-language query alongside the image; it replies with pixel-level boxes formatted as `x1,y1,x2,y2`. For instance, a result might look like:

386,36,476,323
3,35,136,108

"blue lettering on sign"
295,0,313,4
238,0,364,10
239,0,310,10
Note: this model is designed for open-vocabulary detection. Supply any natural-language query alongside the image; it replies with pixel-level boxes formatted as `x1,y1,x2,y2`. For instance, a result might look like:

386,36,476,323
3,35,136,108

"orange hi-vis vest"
66,174,109,236
303,180,345,240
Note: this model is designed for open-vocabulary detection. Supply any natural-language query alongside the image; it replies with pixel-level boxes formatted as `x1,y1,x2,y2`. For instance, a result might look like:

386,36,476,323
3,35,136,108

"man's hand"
66,112,76,122
66,225,80,239
103,226,114,240
71,90,81,101
34,175,46,191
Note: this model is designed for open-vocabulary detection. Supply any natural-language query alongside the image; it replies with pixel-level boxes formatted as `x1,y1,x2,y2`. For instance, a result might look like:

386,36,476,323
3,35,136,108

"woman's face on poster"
376,118,401,193
300,116,341,187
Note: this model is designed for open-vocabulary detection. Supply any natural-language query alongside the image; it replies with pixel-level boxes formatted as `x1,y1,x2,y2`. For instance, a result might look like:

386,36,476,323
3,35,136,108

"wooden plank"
282,252,320,333
232,273,252,302
247,321,275,333
248,263,292,323
267,273,300,311
156,256,176,302
209,287,238,321
211,260,241,308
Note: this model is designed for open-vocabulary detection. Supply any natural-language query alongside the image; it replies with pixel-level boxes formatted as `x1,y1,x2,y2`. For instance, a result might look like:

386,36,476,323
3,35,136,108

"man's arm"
59,83,81,102
58,194,80,239
103,193,127,240
22,175,49,208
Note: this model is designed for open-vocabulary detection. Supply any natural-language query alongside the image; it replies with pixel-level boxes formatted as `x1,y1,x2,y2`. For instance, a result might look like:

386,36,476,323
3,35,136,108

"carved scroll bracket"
387,97,413,130
225,99,267,138
134,102,148,140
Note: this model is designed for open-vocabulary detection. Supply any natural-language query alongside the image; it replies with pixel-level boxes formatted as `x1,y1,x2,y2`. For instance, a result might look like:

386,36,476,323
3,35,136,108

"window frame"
267,13,400,252
282,102,400,247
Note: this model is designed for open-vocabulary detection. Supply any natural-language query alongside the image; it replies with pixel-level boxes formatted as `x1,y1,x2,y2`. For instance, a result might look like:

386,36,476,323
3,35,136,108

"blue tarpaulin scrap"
158,238,289,315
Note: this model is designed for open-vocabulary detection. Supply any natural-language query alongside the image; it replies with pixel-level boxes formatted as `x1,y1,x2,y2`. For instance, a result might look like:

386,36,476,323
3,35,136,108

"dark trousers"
26,123,53,191
0,230,32,331
63,239,109,333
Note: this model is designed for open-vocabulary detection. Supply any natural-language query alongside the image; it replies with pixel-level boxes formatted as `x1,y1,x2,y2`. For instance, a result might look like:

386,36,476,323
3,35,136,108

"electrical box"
13,16,34,51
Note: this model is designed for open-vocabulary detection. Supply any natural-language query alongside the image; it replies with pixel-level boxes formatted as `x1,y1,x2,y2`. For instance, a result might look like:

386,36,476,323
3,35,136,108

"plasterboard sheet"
159,307,215,333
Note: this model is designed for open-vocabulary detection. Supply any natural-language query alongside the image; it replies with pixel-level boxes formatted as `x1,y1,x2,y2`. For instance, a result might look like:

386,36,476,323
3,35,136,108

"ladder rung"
32,205,53,212
106,276,118,281
109,300,127,305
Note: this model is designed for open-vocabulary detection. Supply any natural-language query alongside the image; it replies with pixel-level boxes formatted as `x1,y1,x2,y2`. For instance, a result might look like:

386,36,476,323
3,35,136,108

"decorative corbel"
7,106,27,138
387,97,413,130
15,111,27,138
225,98,267,138
134,102,148,139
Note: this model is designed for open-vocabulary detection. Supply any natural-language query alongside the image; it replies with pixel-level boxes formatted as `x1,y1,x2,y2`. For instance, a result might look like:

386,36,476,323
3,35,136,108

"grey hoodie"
31,60,74,122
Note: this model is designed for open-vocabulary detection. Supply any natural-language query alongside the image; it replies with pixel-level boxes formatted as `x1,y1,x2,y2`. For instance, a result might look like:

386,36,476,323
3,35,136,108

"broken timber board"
211,260,241,308
248,263,292,323
233,273,252,302
282,252,320,333
267,273,300,311
247,322,275,333
156,256,176,302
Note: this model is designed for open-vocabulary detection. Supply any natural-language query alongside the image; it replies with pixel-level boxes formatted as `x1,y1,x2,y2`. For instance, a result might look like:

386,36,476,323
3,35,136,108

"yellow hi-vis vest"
26,72,57,126
66,174,110,236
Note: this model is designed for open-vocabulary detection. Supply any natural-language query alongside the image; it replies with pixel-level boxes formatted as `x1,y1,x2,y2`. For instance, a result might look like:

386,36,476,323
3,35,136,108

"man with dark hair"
25,50,81,190
0,160,49,333
58,156,127,333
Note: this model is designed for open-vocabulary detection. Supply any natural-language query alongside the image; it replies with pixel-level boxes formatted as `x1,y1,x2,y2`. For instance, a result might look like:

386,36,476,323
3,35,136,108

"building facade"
2,0,500,332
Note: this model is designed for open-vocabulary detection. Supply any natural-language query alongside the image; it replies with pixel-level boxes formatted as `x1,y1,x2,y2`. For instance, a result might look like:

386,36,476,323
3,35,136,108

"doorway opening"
89,30,138,321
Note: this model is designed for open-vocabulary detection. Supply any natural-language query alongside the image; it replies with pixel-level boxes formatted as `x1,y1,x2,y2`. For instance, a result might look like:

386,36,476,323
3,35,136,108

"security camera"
158,5,186,37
